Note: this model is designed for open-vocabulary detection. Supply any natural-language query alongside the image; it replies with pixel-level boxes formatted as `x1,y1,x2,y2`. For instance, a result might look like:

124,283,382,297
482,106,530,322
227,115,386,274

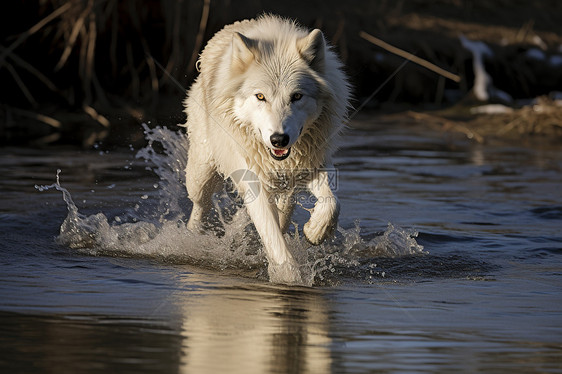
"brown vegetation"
406,96,562,144
1,0,561,146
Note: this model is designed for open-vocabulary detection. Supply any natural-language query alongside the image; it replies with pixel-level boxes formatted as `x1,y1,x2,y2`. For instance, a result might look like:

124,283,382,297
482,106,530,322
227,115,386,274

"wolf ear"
231,32,257,73
297,29,325,72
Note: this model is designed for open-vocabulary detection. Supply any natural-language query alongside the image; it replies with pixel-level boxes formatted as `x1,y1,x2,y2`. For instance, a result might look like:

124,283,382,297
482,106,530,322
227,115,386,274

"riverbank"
1,0,561,146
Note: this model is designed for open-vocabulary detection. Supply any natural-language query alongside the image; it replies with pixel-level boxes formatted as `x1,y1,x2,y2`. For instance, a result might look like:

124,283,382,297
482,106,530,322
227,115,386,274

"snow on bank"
460,35,513,103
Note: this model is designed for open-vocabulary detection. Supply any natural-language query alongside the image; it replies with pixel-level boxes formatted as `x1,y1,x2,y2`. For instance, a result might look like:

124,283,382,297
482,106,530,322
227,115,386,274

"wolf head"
229,24,331,161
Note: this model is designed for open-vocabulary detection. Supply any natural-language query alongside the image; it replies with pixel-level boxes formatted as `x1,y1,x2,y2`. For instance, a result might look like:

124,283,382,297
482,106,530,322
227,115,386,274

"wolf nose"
270,133,290,148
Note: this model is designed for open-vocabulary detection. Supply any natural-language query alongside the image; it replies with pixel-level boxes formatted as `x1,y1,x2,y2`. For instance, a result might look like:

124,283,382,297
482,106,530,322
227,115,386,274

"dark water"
1,119,561,373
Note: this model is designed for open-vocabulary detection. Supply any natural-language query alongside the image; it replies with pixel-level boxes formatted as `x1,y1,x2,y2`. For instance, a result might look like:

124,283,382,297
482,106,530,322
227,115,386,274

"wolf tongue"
273,149,287,156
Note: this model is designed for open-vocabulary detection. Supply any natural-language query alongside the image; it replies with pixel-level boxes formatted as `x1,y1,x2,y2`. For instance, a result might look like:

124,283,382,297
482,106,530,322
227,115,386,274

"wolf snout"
270,133,290,148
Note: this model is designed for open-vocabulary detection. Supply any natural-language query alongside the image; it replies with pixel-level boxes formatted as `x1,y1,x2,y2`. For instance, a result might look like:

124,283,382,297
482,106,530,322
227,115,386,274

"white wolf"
183,15,350,284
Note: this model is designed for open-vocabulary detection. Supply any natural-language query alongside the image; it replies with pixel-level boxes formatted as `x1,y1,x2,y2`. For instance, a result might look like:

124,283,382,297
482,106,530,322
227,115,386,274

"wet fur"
183,15,350,284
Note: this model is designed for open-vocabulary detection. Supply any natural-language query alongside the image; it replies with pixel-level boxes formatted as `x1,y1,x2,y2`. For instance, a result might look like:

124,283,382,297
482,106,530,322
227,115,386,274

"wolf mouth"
269,147,291,161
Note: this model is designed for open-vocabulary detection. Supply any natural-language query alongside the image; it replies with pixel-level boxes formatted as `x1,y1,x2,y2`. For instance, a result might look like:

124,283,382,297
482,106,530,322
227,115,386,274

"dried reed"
2,0,212,144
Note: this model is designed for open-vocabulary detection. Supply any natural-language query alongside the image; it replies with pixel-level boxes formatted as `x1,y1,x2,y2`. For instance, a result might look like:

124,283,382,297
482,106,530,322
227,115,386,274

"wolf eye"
291,93,303,102
255,93,266,101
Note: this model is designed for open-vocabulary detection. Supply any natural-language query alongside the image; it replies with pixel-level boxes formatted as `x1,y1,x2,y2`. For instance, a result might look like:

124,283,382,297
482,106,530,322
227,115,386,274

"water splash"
37,125,425,286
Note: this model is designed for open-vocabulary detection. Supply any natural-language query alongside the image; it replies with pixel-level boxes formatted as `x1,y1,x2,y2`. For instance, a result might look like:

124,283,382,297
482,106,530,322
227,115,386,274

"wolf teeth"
269,147,291,160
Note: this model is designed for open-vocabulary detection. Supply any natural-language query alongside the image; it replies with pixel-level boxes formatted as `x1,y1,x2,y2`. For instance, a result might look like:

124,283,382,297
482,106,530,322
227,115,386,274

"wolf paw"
304,219,334,245
186,218,204,234
268,260,307,286
303,202,339,245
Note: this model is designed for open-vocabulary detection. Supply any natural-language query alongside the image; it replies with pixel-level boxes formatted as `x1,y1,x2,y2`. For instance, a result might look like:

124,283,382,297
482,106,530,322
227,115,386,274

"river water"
1,117,561,373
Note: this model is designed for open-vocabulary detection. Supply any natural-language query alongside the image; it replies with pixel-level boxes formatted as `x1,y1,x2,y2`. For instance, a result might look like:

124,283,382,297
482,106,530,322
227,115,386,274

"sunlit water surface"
1,119,561,373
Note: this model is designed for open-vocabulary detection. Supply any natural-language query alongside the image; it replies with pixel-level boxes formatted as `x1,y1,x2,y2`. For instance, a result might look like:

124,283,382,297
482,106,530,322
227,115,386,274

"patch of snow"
460,35,494,101
470,104,514,115
549,55,562,67
489,87,513,103
549,91,562,101
525,48,546,61
460,35,512,103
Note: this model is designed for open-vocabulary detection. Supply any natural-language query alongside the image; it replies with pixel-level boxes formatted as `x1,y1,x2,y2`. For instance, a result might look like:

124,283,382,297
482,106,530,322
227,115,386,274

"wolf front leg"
276,193,296,234
240,185,303,284
185,147,222,232
303,169,340,245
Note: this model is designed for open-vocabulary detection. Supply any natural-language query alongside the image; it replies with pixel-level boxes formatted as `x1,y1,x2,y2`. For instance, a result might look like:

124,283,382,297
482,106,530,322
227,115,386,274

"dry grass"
404,97,562,143
1,0,561,146
2,0,212,145
484,97,562,138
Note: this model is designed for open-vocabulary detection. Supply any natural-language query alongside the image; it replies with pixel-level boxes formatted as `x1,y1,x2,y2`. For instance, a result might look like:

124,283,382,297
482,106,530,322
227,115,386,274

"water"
1,118,561,372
